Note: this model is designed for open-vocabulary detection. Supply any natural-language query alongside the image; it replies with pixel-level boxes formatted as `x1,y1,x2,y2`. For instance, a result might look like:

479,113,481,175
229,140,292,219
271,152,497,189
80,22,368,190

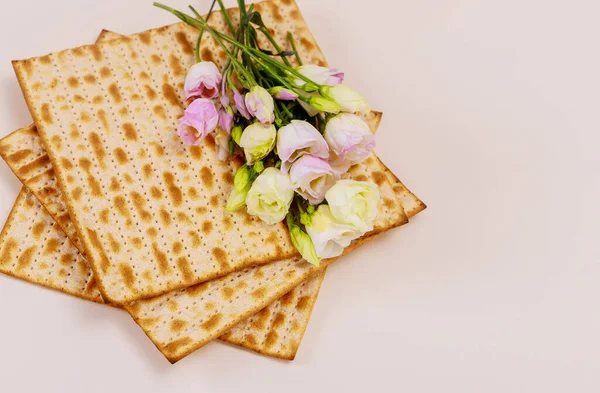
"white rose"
326,180,380,234
246,167,294,224
239,122,277,164
305,205,362,259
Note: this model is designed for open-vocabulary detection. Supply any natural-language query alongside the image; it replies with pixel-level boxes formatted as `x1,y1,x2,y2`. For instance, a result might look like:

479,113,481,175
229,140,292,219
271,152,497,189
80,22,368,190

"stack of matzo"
0,0,425,363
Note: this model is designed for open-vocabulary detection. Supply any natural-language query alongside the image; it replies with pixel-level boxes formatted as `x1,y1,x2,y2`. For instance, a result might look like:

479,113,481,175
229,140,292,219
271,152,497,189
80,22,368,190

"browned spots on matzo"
59,254,73,266
264,330,279,349
74,94,85,103
297,296,311,312
89,45,103,61
151,142,165,157
200,167,213,189
209,195,219,208
22,60,34,77
187,281,209,297
119,264,136,291
280,291,294,307
41,103,54,124
221,287,235,300
150,186,162,200
100,66,111,78
212,247,229,269
142,164,152,180
98,109,110,132
71,187,83,201
153,105,167,119
162,83,181,107
32,222,46,239
169,53,184,77
251,287,267,300
144,85,157,100
201,313,223,331
89,132,107,168
272,312,286,329
221,171,234,185
60,157,74,170
159,208,172,227
126,237,141,251
43,238,60,256
0,239,18,266
172,242,183,254
84,74,97,84
187,187,199,200
16,246,37,271
99,209,110,224
131,191,152,222
107,234,121,253
170,319,188,333
201,47,214,62
372,171,386,186
190,146,202,160
151,54,161,65
109,177,120,192
79,158,103,197
18,155,51,177
176,212,192,224
67,76,79,88
86,228,111,273
140,71,150,81
6,149,32,164
189,230,201,248
152,243,171,274
162,337,192,357
176,256,194,282
108,83,122,103
201,220,213,235
163,172,183,206
114,148,129,164
175,31,193,55
178,162,189,171
139,32,151,45
114,196,132,220
122,123,138,141
252,308,270,331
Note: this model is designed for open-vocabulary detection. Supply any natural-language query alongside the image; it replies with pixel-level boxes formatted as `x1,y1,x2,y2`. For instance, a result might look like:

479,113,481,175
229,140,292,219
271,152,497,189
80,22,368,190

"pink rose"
245,86,275,126
233,90,250,119
324,113,375,174
177,98,219,146
276,120,329,173
184,61,222,101
289,155,338,205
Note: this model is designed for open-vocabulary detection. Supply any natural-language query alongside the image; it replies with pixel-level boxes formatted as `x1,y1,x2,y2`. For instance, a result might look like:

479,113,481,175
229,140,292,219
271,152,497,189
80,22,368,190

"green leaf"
247,11,266,28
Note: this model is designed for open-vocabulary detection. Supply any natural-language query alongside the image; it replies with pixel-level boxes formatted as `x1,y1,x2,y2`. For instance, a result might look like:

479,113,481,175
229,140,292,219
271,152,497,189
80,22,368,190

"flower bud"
287,217,321,266
269,86,299,101
231,125,243,145
233,90,251,119
319,84,370,116
307,96,341,114
245,85,275,126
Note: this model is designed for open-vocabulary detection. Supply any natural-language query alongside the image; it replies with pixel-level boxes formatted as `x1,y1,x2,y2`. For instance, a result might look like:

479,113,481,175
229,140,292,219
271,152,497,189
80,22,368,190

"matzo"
0,189,103,304
1,106,425,360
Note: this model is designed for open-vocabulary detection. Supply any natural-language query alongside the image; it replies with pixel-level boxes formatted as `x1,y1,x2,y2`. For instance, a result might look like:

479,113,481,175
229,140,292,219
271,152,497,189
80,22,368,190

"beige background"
0,0,598,391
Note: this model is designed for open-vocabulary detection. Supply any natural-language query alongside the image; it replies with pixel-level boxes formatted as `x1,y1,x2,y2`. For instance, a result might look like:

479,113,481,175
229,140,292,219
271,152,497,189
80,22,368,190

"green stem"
286,31,303,65
259,27,291,67
216,0,236,35
153,4,317,86
189,1,216,63
154,3,256,85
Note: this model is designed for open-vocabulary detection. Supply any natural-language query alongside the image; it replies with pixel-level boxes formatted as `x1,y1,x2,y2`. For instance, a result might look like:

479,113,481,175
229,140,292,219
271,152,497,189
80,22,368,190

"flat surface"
0,0,598,392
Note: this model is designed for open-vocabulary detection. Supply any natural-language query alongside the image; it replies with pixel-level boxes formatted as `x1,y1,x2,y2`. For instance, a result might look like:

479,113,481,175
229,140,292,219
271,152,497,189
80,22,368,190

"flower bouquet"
156,0,381,266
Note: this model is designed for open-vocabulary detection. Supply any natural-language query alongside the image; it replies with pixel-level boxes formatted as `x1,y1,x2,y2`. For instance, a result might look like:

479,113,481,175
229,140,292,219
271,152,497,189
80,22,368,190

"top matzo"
11,0,368,304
